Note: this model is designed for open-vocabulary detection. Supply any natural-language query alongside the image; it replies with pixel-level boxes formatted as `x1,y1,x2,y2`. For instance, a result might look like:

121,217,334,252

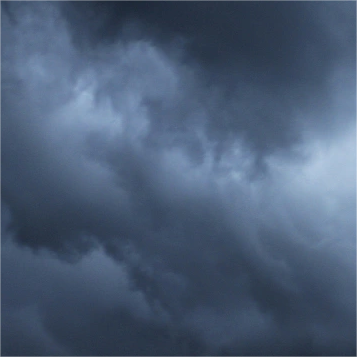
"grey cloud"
59,1,356,161
1,236,206,356
60,2,355,75
1,2,355,356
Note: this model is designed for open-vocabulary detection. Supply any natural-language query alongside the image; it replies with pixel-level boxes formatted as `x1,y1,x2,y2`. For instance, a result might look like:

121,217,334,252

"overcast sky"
1,1,356,356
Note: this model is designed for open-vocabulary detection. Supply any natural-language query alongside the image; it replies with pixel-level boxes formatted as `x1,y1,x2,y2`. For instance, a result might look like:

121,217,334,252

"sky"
1,1,356,356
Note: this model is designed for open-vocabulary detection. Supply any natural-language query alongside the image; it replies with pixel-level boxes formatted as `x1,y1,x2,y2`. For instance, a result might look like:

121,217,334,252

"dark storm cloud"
61,1,355,77
2,1,356,356
60,1,356,160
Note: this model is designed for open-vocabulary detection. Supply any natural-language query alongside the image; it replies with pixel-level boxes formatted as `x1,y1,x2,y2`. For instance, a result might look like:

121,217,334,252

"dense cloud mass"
1,2,356,356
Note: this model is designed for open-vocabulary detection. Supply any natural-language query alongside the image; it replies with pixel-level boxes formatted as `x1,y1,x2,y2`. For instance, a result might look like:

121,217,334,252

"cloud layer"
2,2,356,355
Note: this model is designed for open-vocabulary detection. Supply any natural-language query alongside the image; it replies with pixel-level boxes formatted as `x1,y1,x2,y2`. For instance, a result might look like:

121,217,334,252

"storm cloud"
1,2,356,356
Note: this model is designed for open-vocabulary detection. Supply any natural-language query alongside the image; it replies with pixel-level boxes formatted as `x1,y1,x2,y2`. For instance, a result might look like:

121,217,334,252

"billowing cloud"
1,2,356,356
